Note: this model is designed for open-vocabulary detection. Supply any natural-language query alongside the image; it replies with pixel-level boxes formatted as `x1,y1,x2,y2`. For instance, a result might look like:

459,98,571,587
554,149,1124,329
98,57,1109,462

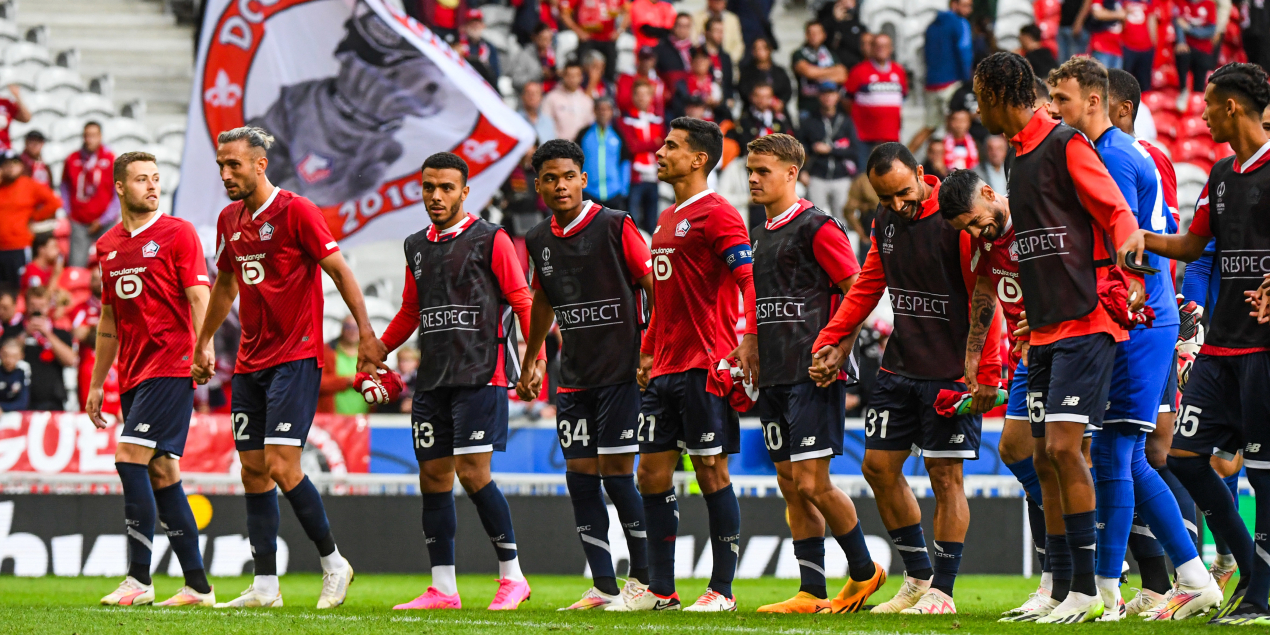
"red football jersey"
845,60,907,143
642,190,752,377
97,214,209,393
1121,0,1155,51
971,222,1025,367
215,188,339,374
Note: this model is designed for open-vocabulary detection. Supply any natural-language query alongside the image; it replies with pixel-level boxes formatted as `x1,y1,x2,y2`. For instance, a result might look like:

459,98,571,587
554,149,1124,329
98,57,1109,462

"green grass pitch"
0,573,1235,634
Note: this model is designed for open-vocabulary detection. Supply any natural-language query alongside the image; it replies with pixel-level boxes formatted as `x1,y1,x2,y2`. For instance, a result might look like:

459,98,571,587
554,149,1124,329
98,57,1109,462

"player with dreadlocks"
974,51,1145,623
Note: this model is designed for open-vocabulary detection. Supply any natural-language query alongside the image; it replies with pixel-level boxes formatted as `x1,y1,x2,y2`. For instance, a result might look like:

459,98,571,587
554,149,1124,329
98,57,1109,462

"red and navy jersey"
641,189,757,377
214,188,339,374
971,222,1025,366
98,214,209,393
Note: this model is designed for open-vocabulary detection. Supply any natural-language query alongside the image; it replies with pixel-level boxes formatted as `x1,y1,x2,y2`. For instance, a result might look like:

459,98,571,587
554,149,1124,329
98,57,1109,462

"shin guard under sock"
117,462,155,585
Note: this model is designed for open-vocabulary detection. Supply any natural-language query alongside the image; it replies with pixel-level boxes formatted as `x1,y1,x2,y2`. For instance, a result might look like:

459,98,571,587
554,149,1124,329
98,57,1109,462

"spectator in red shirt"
20,233,61,295
701,16,736,105
61,121,119,268
671,46,729,122
1121,0,1158,90
845,33,907,154
617,80,665,232
19,130,49,187
0,152,60,289
1175,0,1218,93
406,0,467,38
1087,0,1128,69
0,85,31,153
617,47,667,115
560,0,627,80
629,0,677,54
943,110,979,170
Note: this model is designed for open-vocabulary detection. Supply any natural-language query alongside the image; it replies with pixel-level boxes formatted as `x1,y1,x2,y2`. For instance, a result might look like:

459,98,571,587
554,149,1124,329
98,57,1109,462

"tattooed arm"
964,274,1000,414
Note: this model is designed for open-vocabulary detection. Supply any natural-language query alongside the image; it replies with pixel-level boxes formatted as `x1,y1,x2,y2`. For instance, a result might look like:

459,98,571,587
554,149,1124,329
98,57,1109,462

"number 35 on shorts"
865,408,889,438
1175,405,1201,437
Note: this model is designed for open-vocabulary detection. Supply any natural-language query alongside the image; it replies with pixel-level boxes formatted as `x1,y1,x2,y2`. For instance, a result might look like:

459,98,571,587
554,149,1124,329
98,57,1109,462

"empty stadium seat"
23,92,67,117
35,67,85,95
1174,161,1209,189
1183,91,1205,116
1153,111,1180,139
58,266,91,294
1141,90,1176,114
0,66,38,91
103,117,152,147
1179,114,1208,140
67,93,114,118
3,42,51,67
49,117,87,143
0,19,18,43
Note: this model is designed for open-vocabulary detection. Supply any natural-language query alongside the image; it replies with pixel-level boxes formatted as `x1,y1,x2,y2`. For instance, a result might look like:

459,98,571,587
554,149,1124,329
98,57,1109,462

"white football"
360,379,388,404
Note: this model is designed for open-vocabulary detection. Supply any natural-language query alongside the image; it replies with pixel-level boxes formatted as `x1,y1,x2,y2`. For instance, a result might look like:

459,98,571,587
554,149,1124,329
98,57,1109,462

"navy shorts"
231,358,321,452
639,369,740,456
1173,352,1270,468
1026,333,1117,438
865,371,982,459
412,384,509,462
754,380,847,463
555,382,641,459
1006,360,1029,419
1105,326,1177,431
118,377,195,457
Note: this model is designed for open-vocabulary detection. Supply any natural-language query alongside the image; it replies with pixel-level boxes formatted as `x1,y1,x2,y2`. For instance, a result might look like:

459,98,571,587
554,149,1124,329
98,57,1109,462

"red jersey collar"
426,213,477,242
1009,108,1059,157
918,173,943,219
764,198,815,230
549,201,597,237
1235,140,1270,174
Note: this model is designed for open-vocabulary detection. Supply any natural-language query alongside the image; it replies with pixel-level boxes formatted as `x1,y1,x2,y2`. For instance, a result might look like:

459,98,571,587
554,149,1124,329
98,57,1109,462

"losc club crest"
260,222,275,241
142,241,160,258
675,219,691,237
1008,241,1020,262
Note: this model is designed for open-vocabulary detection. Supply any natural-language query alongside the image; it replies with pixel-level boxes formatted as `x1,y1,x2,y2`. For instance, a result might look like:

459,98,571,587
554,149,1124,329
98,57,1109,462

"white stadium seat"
49,117,87,143
1175,161,1209,190
102,117,152,146
3,42,51,68
23,92,67,117
0,66,38,91
35,67,85,95
66,93,115,118
0,19,18,43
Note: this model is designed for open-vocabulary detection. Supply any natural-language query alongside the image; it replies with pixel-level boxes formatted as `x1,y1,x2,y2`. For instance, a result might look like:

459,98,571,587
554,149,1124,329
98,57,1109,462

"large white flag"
175,0,535,247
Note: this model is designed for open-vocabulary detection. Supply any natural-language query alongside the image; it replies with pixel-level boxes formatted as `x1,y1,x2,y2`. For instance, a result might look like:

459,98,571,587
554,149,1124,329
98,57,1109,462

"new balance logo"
134,423,150,433
699,432,715,442
1060,396,1080,407
620,430,634,440
1249,444,1262,453
1096,522,1106,529
948,434,965,444
470,431,486,440
799,437,816,447
276,423,292,432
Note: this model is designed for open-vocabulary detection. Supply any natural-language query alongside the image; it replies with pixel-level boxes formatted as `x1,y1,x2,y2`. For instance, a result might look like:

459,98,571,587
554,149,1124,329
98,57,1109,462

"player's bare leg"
861,449,937,613
560,454,648,610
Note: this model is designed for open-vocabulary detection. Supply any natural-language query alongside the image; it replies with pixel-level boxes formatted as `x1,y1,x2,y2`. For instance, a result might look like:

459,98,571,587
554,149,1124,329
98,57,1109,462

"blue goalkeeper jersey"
1095,126,1180,328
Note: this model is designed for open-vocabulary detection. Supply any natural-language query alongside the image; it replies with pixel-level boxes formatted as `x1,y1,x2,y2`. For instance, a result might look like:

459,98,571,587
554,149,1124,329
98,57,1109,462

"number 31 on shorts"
865,408,888,438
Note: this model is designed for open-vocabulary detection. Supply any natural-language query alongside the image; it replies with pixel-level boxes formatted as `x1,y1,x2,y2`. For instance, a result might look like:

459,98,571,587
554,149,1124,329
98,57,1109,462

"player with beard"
610,118,758,612
973,51,1147,623
809,143,1004,616
515,139,655,610
1046,57,1220,620
743,134,887,615
251,1,445,207
936,168,1060,621
192,126,388,609
92,152,214,608
378,152,541,611
1119,63,1270,625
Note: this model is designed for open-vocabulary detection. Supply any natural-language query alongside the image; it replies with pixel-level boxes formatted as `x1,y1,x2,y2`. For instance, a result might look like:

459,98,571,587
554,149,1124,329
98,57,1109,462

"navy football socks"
117,462,155,585
793,537,827,599
1243,468,1270,611
888,523,933,581
566,472,618,595
1169,455,1254,577
421,491,457,567
282,475,336,557
932,540,965,597
836,521,877,582
153,481,210,593
642,488,678,597
244,488,280,576
1064,511,1097,596
1027,497,1047,571
469,482,519,563
602,473,649,584
703,485,741,599
1047,533,1072,602
1159,466,1200,546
